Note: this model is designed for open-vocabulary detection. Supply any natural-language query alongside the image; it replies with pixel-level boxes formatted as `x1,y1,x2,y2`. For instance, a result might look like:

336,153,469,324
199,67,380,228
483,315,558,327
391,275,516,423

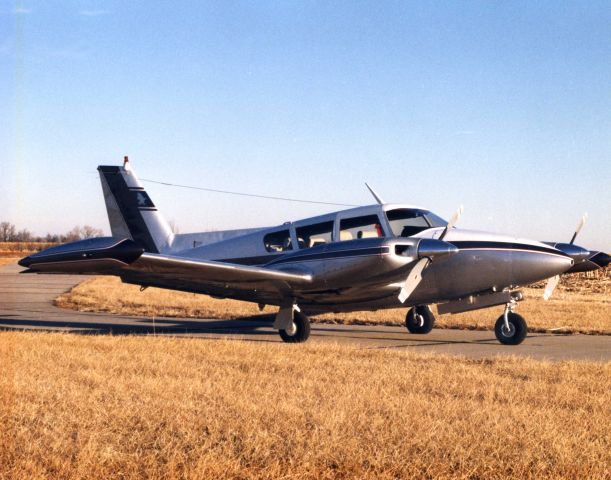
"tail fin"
98,160,174,253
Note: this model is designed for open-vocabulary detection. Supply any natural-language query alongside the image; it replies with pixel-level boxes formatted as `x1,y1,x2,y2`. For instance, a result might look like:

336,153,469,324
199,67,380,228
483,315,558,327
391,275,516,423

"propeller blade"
543,275,560,301
439,205,463,240
398,257,430,303
569,213,588,244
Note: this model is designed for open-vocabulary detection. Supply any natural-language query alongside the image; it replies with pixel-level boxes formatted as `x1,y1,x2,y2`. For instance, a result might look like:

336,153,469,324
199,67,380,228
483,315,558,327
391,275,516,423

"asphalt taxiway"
1,263,609,361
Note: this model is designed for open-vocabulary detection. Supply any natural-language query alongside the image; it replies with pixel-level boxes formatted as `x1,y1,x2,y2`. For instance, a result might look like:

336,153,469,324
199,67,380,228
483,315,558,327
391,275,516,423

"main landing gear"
279,311,311,343
274,304,311,343
405,305,435,334
495,302,527,345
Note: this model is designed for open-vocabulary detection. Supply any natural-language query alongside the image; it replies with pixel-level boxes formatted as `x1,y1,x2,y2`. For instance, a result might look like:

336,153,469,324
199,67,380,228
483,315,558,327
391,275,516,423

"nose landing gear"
495,301,527,345
405,305,435,334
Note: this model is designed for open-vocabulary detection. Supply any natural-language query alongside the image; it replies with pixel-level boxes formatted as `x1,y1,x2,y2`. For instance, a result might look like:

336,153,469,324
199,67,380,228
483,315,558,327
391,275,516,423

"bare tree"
63,226,82,242
80,225,103,239
0,223,103,243
0,222,16,242
14,229,32,242
45,233,60,243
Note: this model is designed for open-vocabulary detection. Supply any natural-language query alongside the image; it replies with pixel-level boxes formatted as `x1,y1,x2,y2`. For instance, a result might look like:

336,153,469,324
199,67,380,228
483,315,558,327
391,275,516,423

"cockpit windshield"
386,209,447,237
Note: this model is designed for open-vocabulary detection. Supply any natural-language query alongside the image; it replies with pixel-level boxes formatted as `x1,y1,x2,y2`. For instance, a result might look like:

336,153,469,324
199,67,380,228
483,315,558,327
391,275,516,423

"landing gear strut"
405,305,435,334
494,301,527,345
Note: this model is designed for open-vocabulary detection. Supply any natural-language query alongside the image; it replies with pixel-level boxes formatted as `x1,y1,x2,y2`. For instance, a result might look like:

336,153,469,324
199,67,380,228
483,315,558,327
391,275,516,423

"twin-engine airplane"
20,158,609,345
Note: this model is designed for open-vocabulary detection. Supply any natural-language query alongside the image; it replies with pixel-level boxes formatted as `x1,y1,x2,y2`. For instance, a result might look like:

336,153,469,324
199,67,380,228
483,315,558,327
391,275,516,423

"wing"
120,253,313,303
19,238,313,302
127,252,312,286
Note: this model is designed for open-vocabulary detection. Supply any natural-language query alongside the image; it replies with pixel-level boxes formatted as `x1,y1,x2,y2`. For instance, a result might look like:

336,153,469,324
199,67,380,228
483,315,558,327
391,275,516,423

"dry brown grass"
0,258,19,267
0,331,609,479
0,242,56,258
57,274,611,335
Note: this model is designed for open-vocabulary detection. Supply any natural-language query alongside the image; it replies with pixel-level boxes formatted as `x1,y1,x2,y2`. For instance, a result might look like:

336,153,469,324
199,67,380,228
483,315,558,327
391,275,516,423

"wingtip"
18,256,31,268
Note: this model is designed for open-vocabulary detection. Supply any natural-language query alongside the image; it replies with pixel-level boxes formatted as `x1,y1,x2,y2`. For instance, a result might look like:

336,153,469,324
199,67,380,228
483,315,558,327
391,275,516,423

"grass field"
56,273,611,335
0,332,609,479
0,242,57,267
0,258,19,266
0,242,56,256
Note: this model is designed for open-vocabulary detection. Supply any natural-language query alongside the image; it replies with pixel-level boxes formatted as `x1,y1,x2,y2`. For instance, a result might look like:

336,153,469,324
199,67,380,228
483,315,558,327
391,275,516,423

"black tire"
495,312,527,345
279,311,311,343
405,306,435,334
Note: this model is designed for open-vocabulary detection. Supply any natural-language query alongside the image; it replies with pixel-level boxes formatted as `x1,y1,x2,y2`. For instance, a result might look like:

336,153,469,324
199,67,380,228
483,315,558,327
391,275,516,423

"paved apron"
1,263,609,361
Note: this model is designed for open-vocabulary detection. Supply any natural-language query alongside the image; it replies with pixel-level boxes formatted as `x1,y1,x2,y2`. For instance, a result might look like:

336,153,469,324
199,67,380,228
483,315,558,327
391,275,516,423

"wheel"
495,312,527,345
279,311,311,343
405,305,435,334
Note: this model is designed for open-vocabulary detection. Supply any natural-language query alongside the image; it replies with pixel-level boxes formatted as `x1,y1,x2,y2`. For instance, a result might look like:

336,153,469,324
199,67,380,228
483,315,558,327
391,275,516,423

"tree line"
0,222,104,243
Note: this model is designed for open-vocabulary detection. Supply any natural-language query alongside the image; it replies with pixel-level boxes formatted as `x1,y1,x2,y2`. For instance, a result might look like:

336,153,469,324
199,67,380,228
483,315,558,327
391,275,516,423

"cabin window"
296,221,333,249
386,209,446,237
424,211,448,227
264,230,293,252
339,214,383,241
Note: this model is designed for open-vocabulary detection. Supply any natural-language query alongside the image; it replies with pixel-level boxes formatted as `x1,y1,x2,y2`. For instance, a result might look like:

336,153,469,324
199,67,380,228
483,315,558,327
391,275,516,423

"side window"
264,230,293,252
296,221,334,249
339,215,383,241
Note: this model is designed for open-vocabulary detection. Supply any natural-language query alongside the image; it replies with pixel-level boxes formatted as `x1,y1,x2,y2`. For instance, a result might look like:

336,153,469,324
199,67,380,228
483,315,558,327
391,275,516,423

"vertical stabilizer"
97,160,174,253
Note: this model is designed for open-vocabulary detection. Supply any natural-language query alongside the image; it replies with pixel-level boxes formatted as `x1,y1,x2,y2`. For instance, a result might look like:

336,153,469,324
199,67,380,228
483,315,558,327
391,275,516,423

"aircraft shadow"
0,313,277,337
0,312,561,347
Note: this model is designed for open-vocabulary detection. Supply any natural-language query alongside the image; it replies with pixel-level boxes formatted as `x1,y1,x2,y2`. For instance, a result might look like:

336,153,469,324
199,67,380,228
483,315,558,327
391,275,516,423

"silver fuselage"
19,163,607,326
117,203,574,313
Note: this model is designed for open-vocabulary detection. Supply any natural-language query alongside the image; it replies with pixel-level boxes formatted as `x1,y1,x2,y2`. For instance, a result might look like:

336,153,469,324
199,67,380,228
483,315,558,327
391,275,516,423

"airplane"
19,157,610,345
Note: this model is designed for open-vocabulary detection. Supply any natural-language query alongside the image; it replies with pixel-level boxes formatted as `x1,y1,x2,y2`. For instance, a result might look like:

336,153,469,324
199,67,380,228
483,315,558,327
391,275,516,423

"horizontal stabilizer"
19,237,144,273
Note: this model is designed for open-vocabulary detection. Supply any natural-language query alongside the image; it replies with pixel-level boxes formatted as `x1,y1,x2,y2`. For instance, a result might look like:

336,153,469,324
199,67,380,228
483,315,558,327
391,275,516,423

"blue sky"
2,1,610,250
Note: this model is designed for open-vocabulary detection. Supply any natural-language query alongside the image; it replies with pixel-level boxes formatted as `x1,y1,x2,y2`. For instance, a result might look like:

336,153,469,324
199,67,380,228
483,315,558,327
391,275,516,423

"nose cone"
423,234,576,299
504,246,574,287
417,238,459,259
532,252,574,278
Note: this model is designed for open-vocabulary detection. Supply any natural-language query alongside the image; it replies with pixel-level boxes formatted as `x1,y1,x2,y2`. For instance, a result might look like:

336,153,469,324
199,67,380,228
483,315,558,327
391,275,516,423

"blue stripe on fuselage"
219,240,567,268
449,240,569,257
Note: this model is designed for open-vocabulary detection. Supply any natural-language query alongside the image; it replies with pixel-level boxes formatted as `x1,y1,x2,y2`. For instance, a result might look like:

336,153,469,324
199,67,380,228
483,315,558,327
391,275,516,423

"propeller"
543,275,560,301
569,213,588,245
543,213,587,301
398,206,462,304
398,257,430,303
439,205,463,240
